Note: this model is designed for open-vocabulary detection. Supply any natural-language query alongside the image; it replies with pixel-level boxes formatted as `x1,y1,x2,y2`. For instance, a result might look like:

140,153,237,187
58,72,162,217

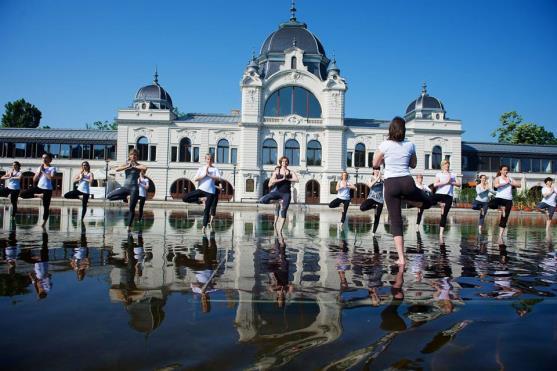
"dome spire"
154,66,159,85
290,0,297,21
421,81,427,96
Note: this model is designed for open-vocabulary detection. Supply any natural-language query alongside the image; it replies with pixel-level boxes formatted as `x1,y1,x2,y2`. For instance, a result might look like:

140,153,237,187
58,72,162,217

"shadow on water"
0,206,556,369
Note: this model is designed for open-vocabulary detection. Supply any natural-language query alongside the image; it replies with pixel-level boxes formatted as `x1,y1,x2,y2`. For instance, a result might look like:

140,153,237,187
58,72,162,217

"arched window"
284,139,300,166
291,56,297,69
306,140,322,166
354,143,366,167
179,137,191,162
262,138,277,165
432,145,442,170
137,136,149,161
217,139,229,163
264,86,321,118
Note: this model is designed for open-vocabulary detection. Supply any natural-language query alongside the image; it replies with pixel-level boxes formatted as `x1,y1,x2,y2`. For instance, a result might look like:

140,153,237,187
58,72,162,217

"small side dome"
405,83,445,120
327,58,340,76
134,69,173,110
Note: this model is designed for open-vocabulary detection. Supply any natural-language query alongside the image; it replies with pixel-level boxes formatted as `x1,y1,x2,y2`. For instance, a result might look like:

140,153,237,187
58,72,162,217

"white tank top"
7,170,21,190
138,178,149,198
541,186,557,207
495,176,514,201
77,173,91,194
436,172,456,196
337,181,351,200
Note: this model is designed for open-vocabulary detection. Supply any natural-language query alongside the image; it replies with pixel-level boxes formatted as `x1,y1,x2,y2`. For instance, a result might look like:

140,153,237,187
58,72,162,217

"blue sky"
0,0,556,141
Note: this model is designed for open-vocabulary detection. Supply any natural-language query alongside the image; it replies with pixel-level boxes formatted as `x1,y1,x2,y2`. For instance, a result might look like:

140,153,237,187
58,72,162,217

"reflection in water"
0,206,556,369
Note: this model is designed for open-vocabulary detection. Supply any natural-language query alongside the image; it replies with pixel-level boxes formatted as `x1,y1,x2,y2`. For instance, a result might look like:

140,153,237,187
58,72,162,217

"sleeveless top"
275,170,292,194
7,170,21,190
495,176,513,201
138,178,149,198
124,167,140,188
337,181,352,200
367,178,384,203
436,172,456,196
77,173,92,194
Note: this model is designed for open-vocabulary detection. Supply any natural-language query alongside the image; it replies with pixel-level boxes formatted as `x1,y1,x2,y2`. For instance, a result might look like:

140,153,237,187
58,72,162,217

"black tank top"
275,170,292,194
124,167,140,187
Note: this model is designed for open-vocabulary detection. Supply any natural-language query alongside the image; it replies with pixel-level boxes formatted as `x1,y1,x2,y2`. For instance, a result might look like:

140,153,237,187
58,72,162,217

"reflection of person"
359,167,384,235
189,233,219,313
259,156,299,234
107,148,148,231
28,231,52,299
472,174,495,234
380,266,406,332
329,171,356,226
335,238,350,300
491,165,521,243
432,277,455,314
182,153,221,233
0,161,22,218
268,236,293,308
373,117,432,265
137,170,149,222
433,160,460,243
365,240,384,307
538,177,556,237
2,226,18,275
64,161,94,220
20,153,57,227
70,231,90,281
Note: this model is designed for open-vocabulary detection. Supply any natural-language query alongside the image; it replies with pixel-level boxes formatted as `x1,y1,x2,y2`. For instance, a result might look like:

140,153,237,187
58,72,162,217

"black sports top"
275,170,292,194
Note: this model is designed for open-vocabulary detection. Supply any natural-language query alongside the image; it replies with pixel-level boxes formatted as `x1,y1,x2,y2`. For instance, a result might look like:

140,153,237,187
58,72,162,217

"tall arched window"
264,86,321,118
179,137,191,162
432,145,442,170
137,136,149,161
284,139,300,166
354,143,366,167
262,138,277,165
306,140,322,166
217,139,229,164
291,56,297,69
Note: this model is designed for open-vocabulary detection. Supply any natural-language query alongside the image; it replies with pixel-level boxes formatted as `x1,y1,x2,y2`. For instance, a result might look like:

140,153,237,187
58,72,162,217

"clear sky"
1,0,555,141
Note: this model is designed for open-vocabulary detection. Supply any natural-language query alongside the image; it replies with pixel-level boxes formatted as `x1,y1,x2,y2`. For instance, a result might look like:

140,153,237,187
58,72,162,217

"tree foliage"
1,99,42,128
85,120,117,130
491,111,557,145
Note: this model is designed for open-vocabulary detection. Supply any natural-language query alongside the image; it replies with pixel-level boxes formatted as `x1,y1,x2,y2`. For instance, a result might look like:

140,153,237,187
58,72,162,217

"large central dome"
256,6,329,80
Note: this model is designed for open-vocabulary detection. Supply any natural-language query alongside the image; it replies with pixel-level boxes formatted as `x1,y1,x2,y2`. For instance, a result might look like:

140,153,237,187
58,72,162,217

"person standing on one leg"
472,174,495,234
259,156,299,235
360,167,385,235
20,153,57,227
433,160,460,243
0,161,22,218
537,177,556,238
491,165,521,243
64,161,94,221
328,171,356,227
106,149,147,231
182,153,221,233
137,170,149,222
373,117,433,266
414,174,431,227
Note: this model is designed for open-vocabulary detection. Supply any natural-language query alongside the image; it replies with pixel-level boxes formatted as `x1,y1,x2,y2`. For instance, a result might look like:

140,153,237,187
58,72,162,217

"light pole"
104,158,110,199
232,163,237,202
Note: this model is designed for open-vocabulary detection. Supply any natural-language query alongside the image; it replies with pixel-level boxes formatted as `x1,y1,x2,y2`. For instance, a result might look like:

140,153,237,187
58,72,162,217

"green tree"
85,120,117,130
491,111,557,145
1,99,42,128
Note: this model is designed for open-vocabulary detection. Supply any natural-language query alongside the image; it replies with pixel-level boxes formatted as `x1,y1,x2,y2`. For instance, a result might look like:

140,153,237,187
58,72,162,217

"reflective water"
1,206,556,370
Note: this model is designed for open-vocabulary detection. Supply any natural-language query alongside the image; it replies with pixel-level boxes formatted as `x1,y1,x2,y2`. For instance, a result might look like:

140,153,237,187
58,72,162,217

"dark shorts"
538,202,556,219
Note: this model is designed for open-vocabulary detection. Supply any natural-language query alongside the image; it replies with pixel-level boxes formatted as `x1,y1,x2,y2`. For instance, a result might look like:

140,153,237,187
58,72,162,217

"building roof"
175,113,240,124
344,118,389,128
405,83,445,114
0,128,117,144
462,141,557,156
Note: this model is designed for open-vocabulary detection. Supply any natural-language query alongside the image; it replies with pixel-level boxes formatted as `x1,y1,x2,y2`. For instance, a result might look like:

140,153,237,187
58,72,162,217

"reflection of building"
3,6,554,203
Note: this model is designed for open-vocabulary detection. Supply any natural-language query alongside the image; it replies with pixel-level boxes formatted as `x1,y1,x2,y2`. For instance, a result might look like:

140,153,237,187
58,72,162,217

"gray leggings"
260,191,291,218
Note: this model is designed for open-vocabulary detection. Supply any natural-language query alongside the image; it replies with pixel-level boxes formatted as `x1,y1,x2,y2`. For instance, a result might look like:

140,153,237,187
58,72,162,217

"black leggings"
0,188,19,217
260,191,291,218
490,198,513,228
210,190,220,217
107,186,139,227
20,187,52,221
433,194,453,228
473,201,490,226
138,196,146,221
182,189,215,227
64,190,90,219
360,199,384,233
384,176,433,237
329,198,350,223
